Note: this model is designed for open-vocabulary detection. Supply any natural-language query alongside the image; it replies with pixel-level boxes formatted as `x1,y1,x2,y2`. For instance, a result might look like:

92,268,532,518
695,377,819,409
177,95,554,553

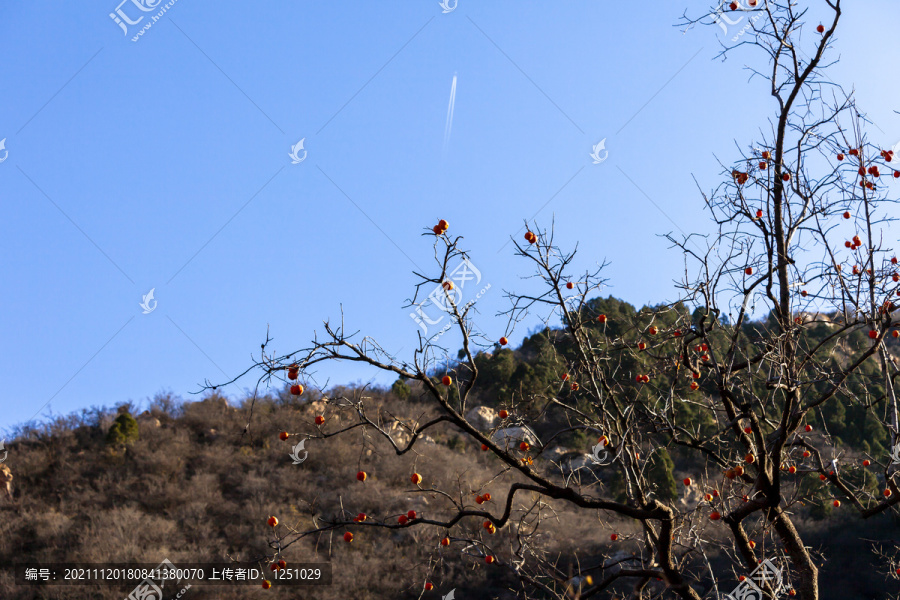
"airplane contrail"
443,73,458,155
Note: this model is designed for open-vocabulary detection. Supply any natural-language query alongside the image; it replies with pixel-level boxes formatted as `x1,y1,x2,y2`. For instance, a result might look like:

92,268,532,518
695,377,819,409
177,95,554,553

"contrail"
443,73,457,155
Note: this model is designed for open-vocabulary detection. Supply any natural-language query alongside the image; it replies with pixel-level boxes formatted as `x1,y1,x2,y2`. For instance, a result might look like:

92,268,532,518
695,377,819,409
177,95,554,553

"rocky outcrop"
465,406,498,431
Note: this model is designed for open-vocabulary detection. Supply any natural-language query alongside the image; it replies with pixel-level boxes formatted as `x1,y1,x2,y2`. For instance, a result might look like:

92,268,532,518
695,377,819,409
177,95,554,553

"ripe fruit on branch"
442,281,454,292
344,532,353,543
863,460,871,467
597,314,607,323
710,511,721,521
805,424,813,432
483,520,493,530
820,474,827,481
638,342,646,351
262,580,272,589
499,337,508,345
690,381,699,391
744,427,752,434
442,375,452,386
610,533,618,541
485,555,495,564
519,441,530,451
355,513,367,522
315,415,325,425
278,560,286,569
291,384,304,396
755,209,764,219
475,495,484,504
803,451,811,458
433,225,443,235
749,541,756,549
597,435,609,446
745,267,753,275
788,466,796,474
566,281,574,290
837,153,844,161
411,473,423,485
561,373,570,381
833,500,840,507
762,151,771,159
524,231,537,244
398,515,408,525
734,466,744,477
407,510,417,520
425,583,434,591
288,365,299,380
483,493,491,501
816,23,825,33
267,516,278,527
279,431,289,441
885,489,893,497
843,211,851,219
869,330,879,339
745,454,755,464
499,410,509,419
357,471,367,482
648,326,658,335
683,478,692,486
438,219,448,232
440,537,450,546
849,148,859,156
759,162,767,170
570,382,579,391
481,444,489,451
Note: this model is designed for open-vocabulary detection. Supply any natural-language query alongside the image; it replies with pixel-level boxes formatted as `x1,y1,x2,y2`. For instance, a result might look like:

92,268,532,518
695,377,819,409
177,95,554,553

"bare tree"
219,2,900,598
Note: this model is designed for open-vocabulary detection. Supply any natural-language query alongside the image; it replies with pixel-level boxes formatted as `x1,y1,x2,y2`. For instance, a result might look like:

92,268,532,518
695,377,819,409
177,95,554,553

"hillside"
2,296,899,599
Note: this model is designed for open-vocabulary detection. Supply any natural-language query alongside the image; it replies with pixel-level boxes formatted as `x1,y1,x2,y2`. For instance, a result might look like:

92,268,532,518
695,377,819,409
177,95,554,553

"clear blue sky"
2,1,898,432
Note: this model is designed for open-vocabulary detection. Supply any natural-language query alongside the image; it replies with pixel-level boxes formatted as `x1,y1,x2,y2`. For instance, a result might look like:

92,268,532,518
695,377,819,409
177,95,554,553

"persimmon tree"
218,1,900,598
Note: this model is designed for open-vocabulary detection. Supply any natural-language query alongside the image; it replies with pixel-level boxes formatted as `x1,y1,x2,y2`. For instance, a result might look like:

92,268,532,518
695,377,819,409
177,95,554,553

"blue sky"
2,1,898,432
